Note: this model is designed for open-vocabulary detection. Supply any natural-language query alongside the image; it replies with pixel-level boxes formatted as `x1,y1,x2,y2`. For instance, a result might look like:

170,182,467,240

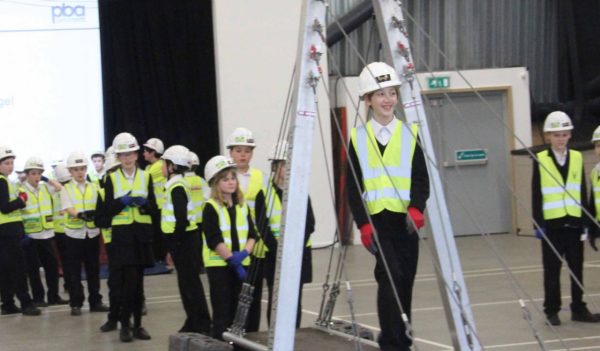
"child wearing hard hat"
59,152,109,317
161,145,211,334
264,140,314,327
184,151,210,270
88,151,106,188
589,126,600,251
0,147,41,316
104,132,157,342
202,155,257,340
226,127,274,332
532,111,600,326
52,163,73,295
143,137,168,265
347,62,430,350
19,156,68,307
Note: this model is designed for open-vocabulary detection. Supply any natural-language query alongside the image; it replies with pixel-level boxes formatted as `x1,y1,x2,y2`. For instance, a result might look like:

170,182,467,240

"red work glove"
406,207,424,233
18,192,28,203
359,223,377,254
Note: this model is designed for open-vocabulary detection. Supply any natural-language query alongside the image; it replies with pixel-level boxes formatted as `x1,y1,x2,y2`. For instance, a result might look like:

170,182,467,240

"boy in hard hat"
143,137,168,266
161,146,211,334
105,132,157,342
202,155,257,340
88,151,106,187
60,152,109,316
532,111,600,326
347,62,430,350
589,126,600,251
0,147,41,316
52,163,72,295
184,151,209,271
226,127,274,332
19,157,68,307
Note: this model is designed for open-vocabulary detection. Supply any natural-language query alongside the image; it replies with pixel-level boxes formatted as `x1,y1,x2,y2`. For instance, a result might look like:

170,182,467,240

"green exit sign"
427,76,450,89
455,149,487,162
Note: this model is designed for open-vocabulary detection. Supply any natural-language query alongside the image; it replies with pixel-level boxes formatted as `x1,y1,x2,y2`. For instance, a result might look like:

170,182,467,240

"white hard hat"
24,157,44,171
91,150,105,159
53,164,72,183
204,155,236,183
112,132,139,153
543,111,573,132
226,127,256,148
105,154,120,171
592,126,600,143
269,140,289,161
0,146,16,161
188,151,200,167
162,145,190,167
50,154,64,167
66,152,88,168
143,138,164,154
105,146,114,156
358,62,402,98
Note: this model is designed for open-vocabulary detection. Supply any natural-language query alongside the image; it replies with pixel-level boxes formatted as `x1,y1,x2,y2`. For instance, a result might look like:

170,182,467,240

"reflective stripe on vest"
185,174,207,224
52,192,65,233
21,183,53,233
265,182,312,248
202,199,250,267
110,168,152,226
161,178,198,234
64,181,98,229
538,149,583,220
351,121,418,215
0,176,22,224
592,167,600,221
146,160,166,209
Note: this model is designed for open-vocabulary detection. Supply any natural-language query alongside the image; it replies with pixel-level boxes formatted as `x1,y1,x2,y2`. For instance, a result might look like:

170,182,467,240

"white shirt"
237,169,251,193
59,179,100,239
23,181,55,240
370,117,398,146
551,148,567,167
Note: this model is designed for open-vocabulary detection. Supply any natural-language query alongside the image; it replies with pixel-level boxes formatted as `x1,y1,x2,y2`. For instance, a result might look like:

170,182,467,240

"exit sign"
455,149,487,162
427,76,450,89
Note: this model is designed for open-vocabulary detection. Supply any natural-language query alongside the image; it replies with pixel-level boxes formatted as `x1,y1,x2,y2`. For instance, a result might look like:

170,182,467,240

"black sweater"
347,135,430,229
0,177,25,237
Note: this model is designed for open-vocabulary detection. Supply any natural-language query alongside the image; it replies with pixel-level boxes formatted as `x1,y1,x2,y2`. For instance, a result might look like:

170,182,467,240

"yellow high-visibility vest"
538,149,582,220
592,166,600,221
184,173,207,224
244,168,270,258
52,192,65,234
146,160,166,209
63,181,98,229
265,183,312,248
20,183,53,233
110,168,152,226
161,176,198,234
351,120,418,215
202,198,251,267
0,176,22,224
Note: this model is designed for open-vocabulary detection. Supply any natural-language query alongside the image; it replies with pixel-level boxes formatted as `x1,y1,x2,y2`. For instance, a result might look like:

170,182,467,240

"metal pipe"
222,332,268,351
326,1,373,47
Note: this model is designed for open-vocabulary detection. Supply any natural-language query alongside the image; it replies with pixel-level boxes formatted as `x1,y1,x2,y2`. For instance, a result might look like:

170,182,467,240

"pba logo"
51,3,86,24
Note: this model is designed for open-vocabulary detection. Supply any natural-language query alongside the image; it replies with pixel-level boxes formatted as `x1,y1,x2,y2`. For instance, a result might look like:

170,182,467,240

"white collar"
370,117,398,135
165,174,184,189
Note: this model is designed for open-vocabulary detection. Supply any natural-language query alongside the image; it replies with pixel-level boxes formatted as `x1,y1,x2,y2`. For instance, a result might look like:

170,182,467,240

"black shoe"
120,327,133,343
100,319,118,332
48,297,69,305
141,302,147,316
70,307,82,316
546,314,561,326
32,300,48,308
1,306,22,315
132,327,151,340
90,303,110,312
572,308,600,323
21,305,41,316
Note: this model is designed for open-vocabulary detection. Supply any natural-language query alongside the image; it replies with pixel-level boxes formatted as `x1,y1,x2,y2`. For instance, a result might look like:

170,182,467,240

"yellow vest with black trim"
161,176,198,234
351,120,418,215
52,192,66,233
592,166,600,221
146,160,166,209
63,180,98,229
265,183,312,248
202,199,251,267
97,189,112,244
20,183,54,234
184,173,207,224
0,176,22,224
537,149,583,220
110,168,152,226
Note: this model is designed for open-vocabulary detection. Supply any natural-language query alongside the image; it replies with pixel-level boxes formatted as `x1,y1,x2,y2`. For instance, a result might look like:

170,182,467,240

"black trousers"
246,256,264,332
374,229,419,351
207,266,243,340
167,233,211,334
151,212,167,262
105,244,121,322
0,234,33,309
64,235,102,308
22,237,60,303
119,265,144,328
54,233,68,291
542,226,586,315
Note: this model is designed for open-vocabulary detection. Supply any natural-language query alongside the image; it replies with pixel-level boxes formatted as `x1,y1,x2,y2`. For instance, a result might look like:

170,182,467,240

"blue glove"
119,192,134,206
535,227,545,239
20,234,32,246
227,250,249,267
132,196,148,207
41,176,49,182
234,264,247,281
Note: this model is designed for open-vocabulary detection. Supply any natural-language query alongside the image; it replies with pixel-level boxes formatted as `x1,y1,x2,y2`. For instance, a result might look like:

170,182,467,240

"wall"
212,1,335,246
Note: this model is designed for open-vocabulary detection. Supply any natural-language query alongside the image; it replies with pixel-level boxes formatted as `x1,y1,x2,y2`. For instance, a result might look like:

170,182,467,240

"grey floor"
2,234,600,350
